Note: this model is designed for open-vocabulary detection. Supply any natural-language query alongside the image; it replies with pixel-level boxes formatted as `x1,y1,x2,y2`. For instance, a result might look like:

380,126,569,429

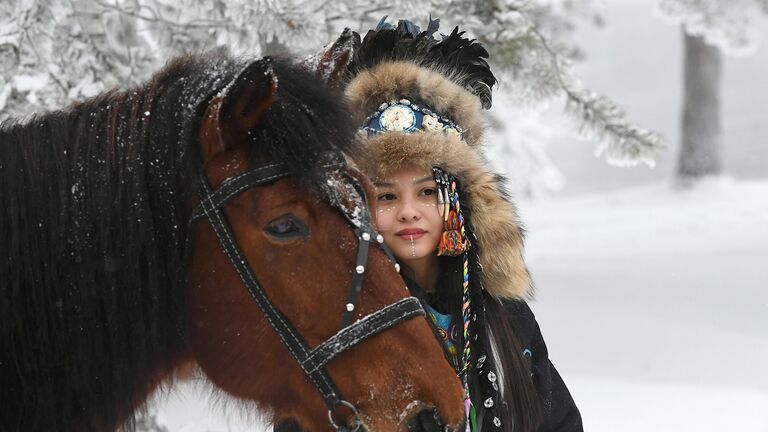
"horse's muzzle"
406,408,463,432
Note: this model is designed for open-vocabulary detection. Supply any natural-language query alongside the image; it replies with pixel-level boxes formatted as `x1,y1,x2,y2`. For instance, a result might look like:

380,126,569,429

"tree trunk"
677,29,722,180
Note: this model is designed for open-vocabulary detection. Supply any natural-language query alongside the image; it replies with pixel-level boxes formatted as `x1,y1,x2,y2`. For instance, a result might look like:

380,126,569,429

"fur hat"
342,18,532,300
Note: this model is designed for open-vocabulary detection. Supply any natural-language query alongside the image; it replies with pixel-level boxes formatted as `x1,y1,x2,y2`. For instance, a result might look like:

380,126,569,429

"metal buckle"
328,400,363,432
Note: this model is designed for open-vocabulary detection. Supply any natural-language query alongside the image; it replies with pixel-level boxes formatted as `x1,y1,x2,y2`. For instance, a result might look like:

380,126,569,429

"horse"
0,53,465,432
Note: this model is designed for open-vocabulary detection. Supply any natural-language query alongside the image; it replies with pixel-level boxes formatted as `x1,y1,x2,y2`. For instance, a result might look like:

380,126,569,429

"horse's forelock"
249,58,358,195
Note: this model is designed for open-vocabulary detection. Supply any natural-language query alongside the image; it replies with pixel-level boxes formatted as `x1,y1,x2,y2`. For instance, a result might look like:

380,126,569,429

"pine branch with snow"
564,87,664,168
463,1,664,168
0,0,666,194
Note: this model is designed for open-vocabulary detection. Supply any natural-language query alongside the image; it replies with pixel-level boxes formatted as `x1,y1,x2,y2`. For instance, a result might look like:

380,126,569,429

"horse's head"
184,58,464,432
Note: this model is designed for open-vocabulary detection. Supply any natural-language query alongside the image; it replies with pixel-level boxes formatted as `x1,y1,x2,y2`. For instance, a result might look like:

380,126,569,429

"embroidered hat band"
361,98,464,138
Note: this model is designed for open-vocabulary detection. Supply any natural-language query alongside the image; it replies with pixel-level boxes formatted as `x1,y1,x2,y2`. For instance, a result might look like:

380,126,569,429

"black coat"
502,300,583,432
402,261,582,432
410,267,583,432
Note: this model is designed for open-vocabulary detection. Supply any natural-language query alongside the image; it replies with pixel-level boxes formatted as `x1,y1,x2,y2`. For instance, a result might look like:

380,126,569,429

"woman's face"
374,166,444,262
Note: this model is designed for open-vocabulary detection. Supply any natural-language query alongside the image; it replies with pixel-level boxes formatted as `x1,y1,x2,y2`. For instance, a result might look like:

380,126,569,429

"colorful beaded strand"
437,177,468,256
448,177,475,432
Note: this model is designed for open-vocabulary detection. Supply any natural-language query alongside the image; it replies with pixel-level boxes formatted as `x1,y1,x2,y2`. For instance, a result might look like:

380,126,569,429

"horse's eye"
264,215,308,238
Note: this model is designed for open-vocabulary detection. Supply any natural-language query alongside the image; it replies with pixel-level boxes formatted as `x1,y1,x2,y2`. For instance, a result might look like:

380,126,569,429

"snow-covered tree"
656,0,768,182
438,0,663,196
0,0,663,196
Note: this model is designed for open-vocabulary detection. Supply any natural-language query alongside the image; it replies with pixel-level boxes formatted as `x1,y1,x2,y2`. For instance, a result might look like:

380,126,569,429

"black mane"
0,53,354,431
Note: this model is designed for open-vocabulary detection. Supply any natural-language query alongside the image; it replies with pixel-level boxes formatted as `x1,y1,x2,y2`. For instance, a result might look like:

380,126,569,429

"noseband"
189,152,423,431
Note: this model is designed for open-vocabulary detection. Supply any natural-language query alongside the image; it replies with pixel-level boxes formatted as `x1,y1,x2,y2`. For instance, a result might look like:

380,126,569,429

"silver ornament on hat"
378,104,415,132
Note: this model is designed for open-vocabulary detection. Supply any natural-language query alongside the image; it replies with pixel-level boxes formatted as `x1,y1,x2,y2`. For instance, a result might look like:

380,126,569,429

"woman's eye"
421,188,437,196
377,193,396,201
264,215,308,238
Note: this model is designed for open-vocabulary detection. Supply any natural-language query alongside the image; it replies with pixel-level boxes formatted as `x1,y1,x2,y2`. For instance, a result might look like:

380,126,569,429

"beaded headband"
361,99,464,138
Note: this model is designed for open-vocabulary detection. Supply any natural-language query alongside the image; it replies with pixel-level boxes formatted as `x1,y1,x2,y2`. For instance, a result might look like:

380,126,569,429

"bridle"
188,152,424,431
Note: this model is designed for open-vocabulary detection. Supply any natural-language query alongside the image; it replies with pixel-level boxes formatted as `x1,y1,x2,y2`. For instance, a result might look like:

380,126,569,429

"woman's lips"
395,228,426,240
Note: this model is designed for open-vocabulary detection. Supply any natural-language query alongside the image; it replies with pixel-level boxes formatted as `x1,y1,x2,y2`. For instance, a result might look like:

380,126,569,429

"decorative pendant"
477,354,486,369
487,371,496,383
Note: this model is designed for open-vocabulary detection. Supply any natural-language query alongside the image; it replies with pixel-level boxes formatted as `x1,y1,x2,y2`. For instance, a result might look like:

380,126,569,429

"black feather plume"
347,17,497,109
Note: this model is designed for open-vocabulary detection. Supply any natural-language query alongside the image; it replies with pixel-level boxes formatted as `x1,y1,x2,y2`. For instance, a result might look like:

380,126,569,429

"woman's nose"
397,200,421,222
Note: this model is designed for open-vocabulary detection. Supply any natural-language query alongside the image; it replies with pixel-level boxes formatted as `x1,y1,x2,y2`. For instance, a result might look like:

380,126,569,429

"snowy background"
508,1,768,431
2,0,766,430
146,2,768,431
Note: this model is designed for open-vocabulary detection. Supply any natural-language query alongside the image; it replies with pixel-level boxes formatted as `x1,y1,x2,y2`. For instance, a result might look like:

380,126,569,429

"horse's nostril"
407,409,444,432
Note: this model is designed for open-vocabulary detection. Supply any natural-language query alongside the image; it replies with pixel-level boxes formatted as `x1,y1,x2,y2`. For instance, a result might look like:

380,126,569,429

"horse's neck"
1,98,195,432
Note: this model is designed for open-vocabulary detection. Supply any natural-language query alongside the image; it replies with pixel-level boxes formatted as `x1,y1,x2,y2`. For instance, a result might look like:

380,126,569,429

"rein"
188,152,423,431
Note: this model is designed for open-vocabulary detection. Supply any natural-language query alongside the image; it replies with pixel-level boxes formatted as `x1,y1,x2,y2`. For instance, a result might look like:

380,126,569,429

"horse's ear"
299,28,358,89
200,57,277,164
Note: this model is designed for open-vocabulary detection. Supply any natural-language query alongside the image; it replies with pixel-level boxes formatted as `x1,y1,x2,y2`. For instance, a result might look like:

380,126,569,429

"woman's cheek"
376,205,396,231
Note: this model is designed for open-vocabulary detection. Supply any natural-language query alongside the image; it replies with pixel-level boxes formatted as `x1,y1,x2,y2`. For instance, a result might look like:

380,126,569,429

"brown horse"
0,54,463,431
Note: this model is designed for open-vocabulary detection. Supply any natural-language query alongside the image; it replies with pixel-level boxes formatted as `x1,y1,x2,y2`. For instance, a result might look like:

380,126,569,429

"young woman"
341,18,584,432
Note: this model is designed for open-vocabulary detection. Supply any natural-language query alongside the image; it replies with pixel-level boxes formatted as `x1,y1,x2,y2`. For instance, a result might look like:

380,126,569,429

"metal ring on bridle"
327,399,362,432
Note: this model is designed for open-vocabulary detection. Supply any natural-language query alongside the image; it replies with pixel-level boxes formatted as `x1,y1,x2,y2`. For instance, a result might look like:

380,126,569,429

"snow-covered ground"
148,178,768,431
513,1,768,426
520,178,768,431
